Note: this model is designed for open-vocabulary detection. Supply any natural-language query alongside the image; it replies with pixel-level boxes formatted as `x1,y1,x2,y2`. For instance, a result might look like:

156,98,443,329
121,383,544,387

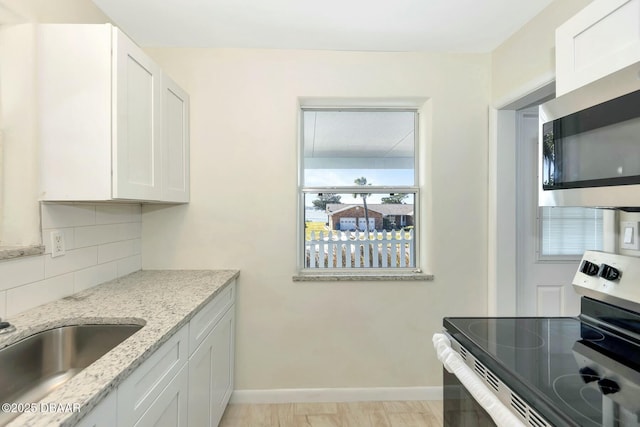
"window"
299,108,419,272
538,207,603,258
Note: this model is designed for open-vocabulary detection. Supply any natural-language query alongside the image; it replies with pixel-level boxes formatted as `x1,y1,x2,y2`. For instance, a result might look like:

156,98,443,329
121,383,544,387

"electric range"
435,251,640,427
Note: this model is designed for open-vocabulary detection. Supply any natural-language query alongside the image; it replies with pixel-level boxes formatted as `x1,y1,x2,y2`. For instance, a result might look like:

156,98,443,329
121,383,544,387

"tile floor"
219,400,443,427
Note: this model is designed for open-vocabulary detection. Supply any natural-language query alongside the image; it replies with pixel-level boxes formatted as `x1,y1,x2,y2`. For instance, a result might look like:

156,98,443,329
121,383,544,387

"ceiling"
90,0,553,52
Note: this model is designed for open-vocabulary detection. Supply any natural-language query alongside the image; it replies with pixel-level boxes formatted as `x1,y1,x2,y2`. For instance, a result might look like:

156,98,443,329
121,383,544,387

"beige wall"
491,0,592,105
142,48,491,389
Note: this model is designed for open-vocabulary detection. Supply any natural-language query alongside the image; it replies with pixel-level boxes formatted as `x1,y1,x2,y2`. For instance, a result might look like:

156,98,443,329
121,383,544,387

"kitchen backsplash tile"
75,223,124,247
0,203,142,317
98,240,135,264
95,204,141,224
41,203,96,229
117,255,142,277
122,222,142,239
74,262,118,293
74,222,142,249
132,238,142,255
6,273,75,317
0,255,45,291
44,246,98,278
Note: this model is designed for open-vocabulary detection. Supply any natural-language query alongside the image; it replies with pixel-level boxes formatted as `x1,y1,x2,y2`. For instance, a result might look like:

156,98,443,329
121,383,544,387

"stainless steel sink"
0,323,143,426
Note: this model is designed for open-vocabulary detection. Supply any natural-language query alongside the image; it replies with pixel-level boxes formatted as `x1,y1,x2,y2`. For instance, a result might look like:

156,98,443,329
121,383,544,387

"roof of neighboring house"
326,203,414,216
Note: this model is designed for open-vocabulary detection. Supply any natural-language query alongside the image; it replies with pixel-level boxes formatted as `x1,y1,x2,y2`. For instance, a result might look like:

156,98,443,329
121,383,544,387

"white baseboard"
230,386,443,404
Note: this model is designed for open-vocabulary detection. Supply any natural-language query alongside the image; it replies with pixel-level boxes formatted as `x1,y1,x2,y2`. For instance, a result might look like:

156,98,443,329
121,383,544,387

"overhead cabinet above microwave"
38,24,190,203
555,0,640,96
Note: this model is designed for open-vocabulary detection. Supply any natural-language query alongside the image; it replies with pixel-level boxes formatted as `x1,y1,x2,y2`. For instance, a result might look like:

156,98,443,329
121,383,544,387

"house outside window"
298,108,419,272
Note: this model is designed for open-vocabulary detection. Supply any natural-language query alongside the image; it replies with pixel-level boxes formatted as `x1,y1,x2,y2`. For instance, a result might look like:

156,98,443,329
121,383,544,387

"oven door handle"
433,333,526,427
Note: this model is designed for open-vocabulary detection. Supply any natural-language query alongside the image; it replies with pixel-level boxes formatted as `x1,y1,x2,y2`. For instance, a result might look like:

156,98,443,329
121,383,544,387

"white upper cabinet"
112,29,163,201
38,24,189,202
162,75,191,203
556,0,640,96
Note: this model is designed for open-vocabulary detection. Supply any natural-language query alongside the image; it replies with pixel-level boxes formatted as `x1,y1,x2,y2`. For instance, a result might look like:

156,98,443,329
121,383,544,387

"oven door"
433,333,527,427
444,368,496,426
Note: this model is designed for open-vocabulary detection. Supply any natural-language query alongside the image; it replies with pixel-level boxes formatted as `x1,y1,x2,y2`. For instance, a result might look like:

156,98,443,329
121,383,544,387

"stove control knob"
579,367,599,383
597,378,620,395
579,260,599,276
598,264,621,281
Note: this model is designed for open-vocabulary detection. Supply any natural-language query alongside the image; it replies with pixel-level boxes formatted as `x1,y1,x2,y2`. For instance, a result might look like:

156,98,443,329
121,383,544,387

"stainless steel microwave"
539,63,640,208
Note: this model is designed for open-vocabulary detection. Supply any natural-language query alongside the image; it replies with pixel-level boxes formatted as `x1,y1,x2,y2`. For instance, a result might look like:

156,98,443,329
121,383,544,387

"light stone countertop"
0,269,240,427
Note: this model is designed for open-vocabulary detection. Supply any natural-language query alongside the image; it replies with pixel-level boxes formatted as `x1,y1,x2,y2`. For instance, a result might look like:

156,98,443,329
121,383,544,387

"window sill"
292,272,434,282
0,245,45,261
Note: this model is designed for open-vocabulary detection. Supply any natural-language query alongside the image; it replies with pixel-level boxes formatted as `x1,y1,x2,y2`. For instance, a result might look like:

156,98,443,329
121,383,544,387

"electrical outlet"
51,230,66,257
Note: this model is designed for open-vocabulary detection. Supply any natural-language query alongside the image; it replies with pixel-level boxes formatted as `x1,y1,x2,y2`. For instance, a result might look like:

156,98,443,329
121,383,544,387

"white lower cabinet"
118,326,189,426
188,308,235,427
135,365,189,427
74,392,117,427
73,282,236,427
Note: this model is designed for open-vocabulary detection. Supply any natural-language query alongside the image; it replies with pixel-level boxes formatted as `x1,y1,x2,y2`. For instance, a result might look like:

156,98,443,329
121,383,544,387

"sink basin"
0,323,142,426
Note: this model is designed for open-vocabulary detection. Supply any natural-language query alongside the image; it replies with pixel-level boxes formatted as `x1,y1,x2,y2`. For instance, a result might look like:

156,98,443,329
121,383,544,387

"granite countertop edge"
1,268,240,427
0,245,45,261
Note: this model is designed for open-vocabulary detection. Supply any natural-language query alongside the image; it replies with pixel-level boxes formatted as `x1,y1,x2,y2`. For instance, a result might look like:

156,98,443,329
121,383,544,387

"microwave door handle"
433,333,527,427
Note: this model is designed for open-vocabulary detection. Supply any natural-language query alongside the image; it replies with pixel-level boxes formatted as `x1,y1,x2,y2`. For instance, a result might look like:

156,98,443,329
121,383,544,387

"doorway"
488,83,555,317
514,105,583,316
489,84,609,317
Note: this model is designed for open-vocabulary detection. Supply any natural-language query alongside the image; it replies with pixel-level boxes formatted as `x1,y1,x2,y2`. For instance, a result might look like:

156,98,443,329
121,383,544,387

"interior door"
516,107,582,317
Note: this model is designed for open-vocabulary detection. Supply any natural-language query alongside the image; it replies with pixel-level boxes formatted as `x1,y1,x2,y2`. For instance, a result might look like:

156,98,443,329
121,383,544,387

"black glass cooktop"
444,299,640,427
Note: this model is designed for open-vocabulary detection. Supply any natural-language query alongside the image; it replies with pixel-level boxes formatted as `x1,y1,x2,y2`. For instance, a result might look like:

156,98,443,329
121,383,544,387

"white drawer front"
133,364,189,427
189,281,235,354
118,325,188,426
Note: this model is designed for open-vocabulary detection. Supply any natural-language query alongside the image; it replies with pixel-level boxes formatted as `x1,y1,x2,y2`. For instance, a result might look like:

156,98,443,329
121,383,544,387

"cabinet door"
188,307,235,427
189,282,235,354
135,364,189,427
74,392,117,427
162,75,190,202
112,28,163,201
118,326,189,426
38,24,113,201
556,0,640,96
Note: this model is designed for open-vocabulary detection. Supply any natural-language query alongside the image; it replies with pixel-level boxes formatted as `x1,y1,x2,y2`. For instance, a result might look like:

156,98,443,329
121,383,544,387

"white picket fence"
305,229,414,268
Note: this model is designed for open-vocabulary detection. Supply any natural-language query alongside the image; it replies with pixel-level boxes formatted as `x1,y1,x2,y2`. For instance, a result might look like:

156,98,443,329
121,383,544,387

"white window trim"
296,106,427,279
